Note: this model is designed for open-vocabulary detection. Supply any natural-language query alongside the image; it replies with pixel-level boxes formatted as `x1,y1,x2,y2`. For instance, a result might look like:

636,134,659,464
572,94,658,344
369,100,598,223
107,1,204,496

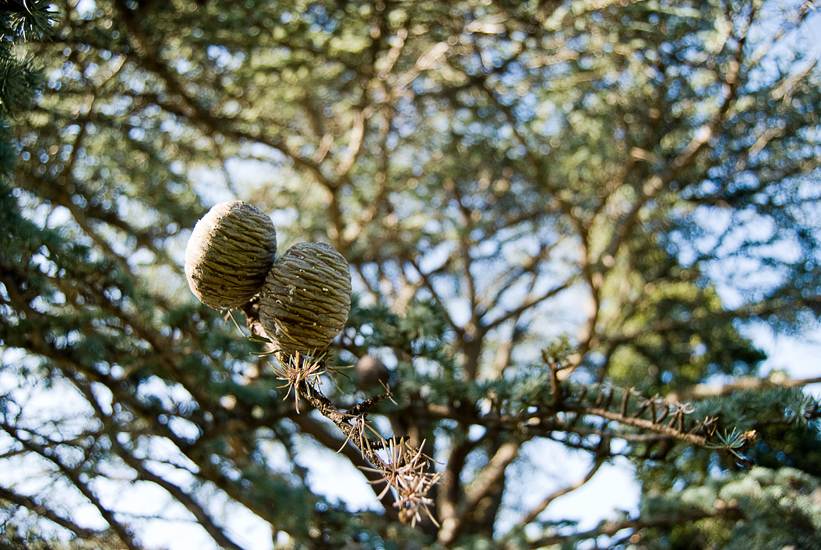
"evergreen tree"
1,1,820,549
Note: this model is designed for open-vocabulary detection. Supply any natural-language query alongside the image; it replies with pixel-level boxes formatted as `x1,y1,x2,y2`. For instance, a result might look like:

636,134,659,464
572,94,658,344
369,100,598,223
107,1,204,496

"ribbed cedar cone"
259,242,351,357
185,201,277,310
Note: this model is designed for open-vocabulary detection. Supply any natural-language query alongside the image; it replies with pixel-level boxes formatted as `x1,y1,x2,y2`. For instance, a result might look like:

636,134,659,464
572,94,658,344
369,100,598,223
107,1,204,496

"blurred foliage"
637,467,821,550
1,0,820,549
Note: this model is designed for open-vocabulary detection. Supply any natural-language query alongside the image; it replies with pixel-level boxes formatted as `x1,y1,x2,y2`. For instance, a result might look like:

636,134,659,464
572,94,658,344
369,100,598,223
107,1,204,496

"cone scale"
259,242,351,357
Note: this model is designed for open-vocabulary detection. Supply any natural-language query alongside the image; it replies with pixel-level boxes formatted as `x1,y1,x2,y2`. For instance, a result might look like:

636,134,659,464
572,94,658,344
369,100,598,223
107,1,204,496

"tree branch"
518,456,605,527
606,295,821,346
669,374,821,401
529,504,743,548
435,435,483,539
0,485,98,539
240,303,436,525
289,414,401,522
437,441,521,545
74,378,247,550
113,0,330,187
561,405,710,447
0,422,143,550
483,279,574,332
117,447,246,550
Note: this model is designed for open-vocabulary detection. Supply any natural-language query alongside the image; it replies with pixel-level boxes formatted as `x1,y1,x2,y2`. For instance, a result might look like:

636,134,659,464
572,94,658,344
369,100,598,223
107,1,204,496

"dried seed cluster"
364,439,440,528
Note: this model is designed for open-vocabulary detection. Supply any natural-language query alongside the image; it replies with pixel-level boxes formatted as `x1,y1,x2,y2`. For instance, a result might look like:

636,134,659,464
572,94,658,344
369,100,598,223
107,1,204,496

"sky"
4,0,821,548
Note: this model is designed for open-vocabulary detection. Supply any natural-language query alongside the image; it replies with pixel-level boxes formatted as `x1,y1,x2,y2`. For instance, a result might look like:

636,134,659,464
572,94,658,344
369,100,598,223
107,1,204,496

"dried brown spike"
259,242,351,357
184,201,277,310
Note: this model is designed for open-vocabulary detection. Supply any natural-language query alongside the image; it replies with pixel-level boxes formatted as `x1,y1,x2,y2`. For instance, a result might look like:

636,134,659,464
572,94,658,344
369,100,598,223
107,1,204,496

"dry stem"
240,302,441,526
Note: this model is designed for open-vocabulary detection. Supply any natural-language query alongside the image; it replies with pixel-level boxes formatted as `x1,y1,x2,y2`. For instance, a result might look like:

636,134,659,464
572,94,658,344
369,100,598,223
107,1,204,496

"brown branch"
289,414,401,522
5,311,295,535
353,262,379,295
115,445,247,550
113,0,330,187
493,319,526,374
606,295,821,346
518,457,604,527
239,298,271,351
479,77,584,238
436,436,482,539
746,1,814,68
562,405,709,447
421,401,704,454
602,5,750,268
378,27,409,81
0,486,98,539
407,255,460,331
240,303,436,525
669,374,821,401
21,173,139,280
390,41,450,98
73,378,247,550
437,441,522,546
17,303,289,535
22,170,181,280
291,380,386,469
0,423,143,550
51,274,213,407
483,247,544,308
548,361,563,407
529,504,743,548
483,279,574,332
335,110,365,178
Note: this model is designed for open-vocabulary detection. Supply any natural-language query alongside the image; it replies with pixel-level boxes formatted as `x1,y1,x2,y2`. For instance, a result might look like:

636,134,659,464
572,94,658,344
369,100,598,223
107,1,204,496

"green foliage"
0,0,52,118
0,1,52,182
606,231,767,393
636,388,821,496
0,1,54,42
639,467,821,550
1,0,820,549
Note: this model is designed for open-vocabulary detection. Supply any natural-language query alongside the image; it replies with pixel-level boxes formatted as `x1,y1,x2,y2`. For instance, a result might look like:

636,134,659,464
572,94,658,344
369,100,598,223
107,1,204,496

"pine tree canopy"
2,0,821,548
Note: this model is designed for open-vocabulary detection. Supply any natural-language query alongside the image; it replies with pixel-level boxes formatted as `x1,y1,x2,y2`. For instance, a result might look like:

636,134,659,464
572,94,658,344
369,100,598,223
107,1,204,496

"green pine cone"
185,201,277,310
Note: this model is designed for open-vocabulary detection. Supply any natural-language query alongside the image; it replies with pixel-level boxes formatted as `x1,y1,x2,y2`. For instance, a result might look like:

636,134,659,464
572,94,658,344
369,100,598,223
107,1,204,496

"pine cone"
184,201,277,310
259,242,351,356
